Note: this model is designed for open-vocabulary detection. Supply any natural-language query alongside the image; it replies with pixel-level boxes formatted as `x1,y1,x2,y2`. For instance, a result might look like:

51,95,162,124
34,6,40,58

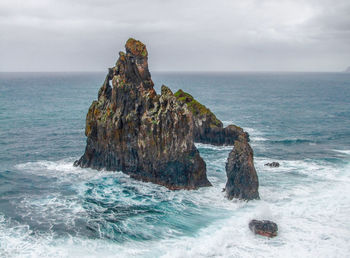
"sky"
0,0,349,72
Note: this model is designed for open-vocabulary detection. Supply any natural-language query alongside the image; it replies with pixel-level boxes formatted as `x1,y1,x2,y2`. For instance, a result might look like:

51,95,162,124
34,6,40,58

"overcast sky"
1,0,349,72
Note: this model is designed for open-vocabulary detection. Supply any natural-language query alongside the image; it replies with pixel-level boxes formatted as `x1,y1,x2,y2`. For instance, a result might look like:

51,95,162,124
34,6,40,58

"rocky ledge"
173,90,259,200
74,38,211,190
174,89,249,145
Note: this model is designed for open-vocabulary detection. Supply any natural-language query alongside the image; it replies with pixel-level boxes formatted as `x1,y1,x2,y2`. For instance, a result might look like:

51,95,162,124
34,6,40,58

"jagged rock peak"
125,38,148,57
112,38,152,86
74,38,211,190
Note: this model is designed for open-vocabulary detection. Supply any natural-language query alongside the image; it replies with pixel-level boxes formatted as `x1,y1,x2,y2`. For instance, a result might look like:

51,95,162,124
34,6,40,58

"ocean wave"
12,159,242,243
255,157,342,181
15,159,118,183
332,149,350,155
6,156,350,257
153,162,350,258
0,213,150,257
195,143,233,151
251,136,268,142
16,158,79,173
244,127,269,142
268,139,314,145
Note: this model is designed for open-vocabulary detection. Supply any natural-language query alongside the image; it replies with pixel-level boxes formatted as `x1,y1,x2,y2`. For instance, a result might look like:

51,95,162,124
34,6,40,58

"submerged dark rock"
249,220,278,237
174,89,249,145
225,136,259,200
264,162,280,168
75,38,211,190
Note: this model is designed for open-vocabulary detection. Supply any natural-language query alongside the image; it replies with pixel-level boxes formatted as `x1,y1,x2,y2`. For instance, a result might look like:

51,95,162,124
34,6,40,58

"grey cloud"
0,0,349,72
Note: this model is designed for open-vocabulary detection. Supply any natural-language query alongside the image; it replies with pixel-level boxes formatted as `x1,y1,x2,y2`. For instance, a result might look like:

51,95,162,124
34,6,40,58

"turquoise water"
0,72,350,257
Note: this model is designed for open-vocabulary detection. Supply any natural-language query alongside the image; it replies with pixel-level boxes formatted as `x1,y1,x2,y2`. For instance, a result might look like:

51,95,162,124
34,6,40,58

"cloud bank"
1,0,349,72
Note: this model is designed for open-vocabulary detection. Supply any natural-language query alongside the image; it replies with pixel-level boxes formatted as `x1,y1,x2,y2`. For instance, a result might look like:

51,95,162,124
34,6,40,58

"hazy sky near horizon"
1,0,349,72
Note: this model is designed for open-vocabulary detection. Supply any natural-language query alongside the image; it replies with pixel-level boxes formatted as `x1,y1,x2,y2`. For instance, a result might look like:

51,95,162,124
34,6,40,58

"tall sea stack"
75,38,211,190
225,136,260,200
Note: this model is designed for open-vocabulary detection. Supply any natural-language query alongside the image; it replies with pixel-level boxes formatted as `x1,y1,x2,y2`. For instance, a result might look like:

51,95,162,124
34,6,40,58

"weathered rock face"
174,89,249,145
173,89,259,200
249,220,278,237
225,136,259,200
75,38,211,190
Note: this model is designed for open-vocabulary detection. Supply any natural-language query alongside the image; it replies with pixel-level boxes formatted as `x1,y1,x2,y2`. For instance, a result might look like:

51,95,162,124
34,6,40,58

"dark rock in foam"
264,162,280,168
75,38,211,190
249,220,278,237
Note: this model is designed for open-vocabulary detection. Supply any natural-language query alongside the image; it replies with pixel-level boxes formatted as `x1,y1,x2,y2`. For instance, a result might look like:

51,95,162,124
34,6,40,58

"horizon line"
0,70,348,73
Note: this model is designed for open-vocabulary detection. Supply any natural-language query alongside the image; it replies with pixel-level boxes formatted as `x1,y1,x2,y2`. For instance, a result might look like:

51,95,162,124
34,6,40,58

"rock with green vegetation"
173,89,259,200
174,89,249,145
74,38,211,190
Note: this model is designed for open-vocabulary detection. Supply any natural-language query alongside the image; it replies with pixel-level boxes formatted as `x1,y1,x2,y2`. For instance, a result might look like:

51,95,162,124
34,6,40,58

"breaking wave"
1,153,348,257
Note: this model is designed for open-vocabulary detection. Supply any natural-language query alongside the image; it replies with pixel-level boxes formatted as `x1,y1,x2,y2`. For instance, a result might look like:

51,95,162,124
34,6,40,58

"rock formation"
174,90,249,145
249,220,278,237
264,162,280,168
225,135,260,200
74,38,211,190
173,90,259,200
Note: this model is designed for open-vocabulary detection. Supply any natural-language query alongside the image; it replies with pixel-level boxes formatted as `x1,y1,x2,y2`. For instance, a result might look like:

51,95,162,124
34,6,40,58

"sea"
0,71,349,257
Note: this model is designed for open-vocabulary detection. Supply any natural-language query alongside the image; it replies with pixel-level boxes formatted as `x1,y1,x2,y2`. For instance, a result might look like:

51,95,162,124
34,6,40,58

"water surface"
0,72,349,257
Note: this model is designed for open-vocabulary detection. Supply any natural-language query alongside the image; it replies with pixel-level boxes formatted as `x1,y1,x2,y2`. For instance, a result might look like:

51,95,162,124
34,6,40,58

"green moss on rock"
174,89,222,127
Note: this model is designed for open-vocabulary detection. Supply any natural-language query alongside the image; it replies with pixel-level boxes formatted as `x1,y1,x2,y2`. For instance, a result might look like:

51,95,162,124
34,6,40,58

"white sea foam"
15,158,124,184
5,156,350,257
245,127,269,143
155,162,350,258
195,143,233,151
332,149,350,155
219,123,269,142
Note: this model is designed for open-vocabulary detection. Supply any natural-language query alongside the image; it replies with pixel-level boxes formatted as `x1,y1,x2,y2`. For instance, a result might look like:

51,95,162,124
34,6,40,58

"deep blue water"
0,72,349,257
